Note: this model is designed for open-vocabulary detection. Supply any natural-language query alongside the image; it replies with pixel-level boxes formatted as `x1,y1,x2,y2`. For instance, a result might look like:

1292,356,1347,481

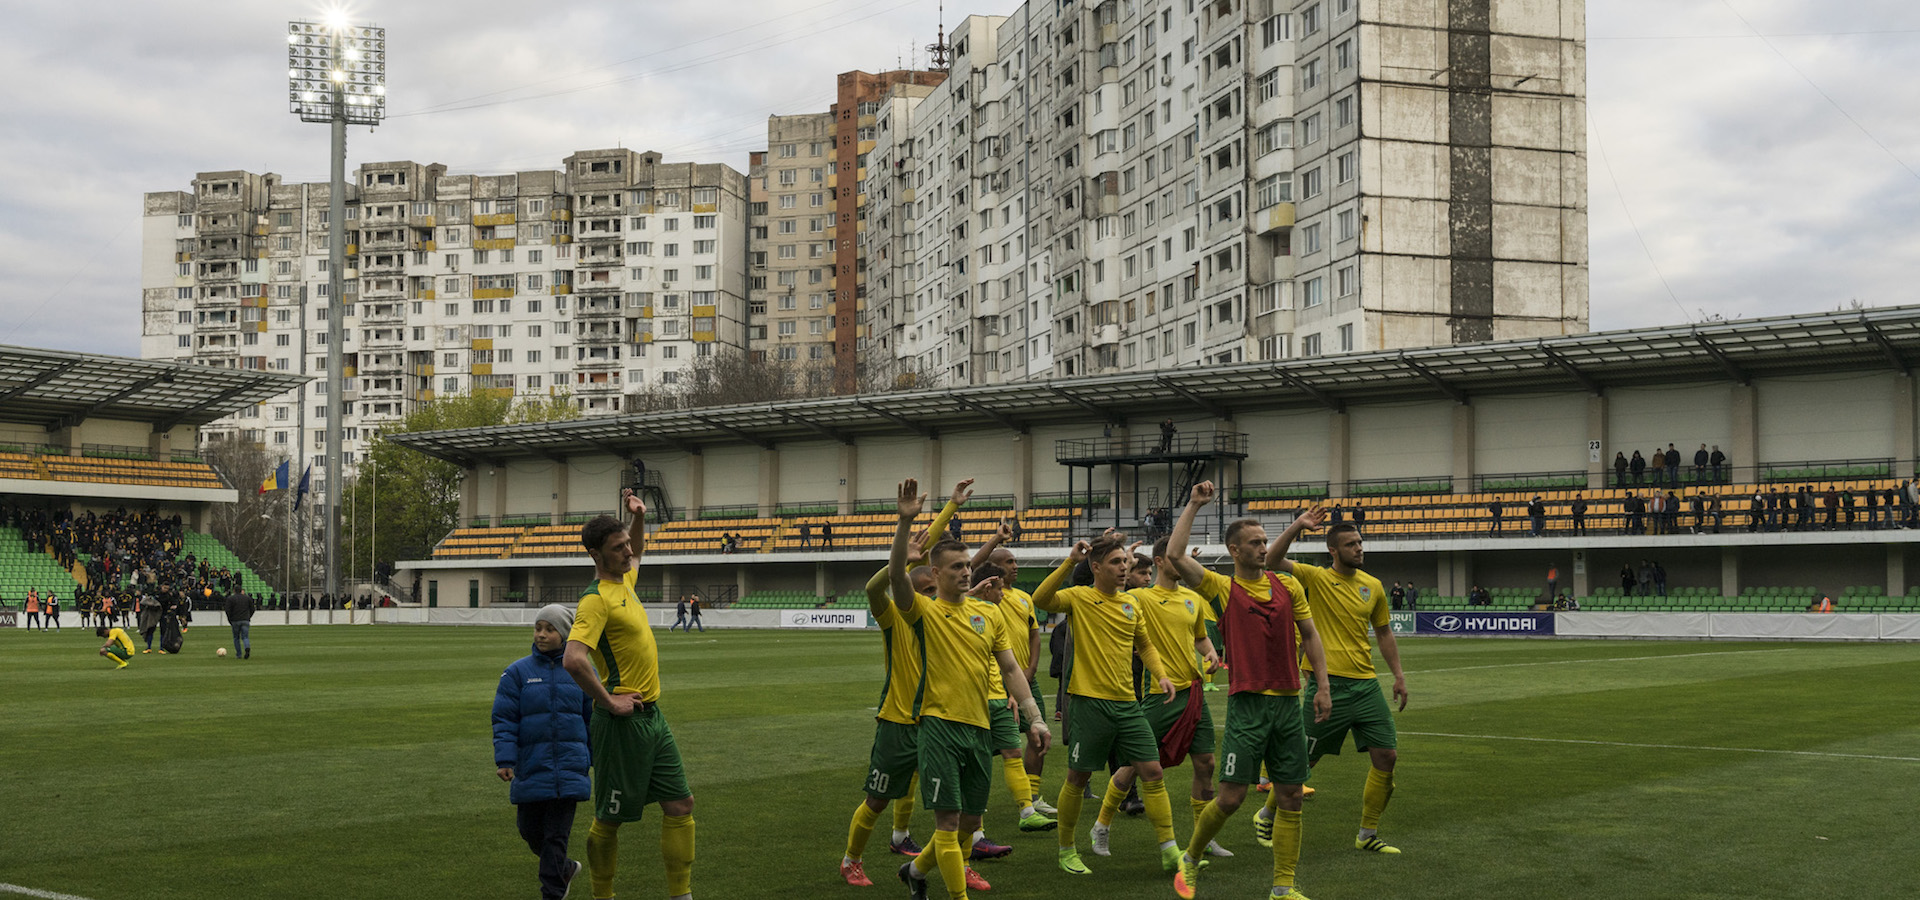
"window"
1302,113,1322,145
1303,277,1325,307
1335,39,1353,71
1338,323,1354,352
1335,95,1354,128
1302,4,1321,35
1337,151,1356,184
1260,13,1291,45
1255,173,1292,207
1302,223,1322,254
1337,264,1357,296
1257,68,1281,102
1302,58,1323,90
1337,208,1357,241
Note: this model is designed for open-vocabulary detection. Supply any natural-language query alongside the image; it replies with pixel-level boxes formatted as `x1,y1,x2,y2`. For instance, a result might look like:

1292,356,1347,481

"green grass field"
3,626,1918,900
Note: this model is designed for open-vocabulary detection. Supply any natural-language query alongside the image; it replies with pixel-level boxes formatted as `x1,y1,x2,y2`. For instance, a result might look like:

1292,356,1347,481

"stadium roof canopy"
389,305,1920,467
0,345,309,430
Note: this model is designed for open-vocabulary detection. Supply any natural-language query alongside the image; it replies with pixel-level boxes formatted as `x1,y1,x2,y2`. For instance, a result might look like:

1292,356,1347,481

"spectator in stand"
1623,492,1643,535
1666,445,1683,487
1545,564,1558,605
1652,561,1668,597
1664,491,1681,535
1571,494,1588,536
1867,487,1880,530
1636,561,1654,597
1887,484,1902,528
1470,585,1491,607
1842,488,1856,528
1710,445,1728,483
1905,479,1918,528
1352,505,1366,529
821,521,835,549
1389,582,1405,610
1711,495,1726,534
1565,594,1581,611
1648,492,1666,536
1765,489,1782,532
1823,486,1839,530
1527,496,1546,536
1328,503,1345,526
1614,452,1630,488
1404,583,1420,610
1487,499,1504,535
1797,486,1815,531
1629,450,1647,485
1693,444,1710,484
1688,493,1706,533
798,522,812,549
1158,418,1177,453
1619,564,1635,595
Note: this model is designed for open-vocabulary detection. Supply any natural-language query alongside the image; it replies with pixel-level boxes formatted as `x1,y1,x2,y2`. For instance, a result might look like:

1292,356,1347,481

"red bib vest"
1221,572,1302,695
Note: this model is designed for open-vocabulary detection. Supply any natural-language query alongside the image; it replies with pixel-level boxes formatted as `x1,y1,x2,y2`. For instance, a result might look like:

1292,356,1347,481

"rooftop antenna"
927,0,952,71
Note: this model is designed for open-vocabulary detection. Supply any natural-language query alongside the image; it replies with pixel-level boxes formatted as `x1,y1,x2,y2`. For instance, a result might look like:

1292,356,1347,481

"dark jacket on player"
492,643,593,804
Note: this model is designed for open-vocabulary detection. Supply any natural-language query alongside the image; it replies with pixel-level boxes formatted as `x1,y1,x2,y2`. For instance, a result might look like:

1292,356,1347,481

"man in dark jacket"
224,591,255,659
1570,494,1588,536
1629,451,1646,485
494,604,593,900
1693,444,1710,484
1614,452,1630,488
1527,496,1546,536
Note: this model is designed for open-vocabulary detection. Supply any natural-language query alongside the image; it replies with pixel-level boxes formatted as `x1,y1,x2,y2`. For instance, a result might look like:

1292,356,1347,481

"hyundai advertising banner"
1415,611,1555,636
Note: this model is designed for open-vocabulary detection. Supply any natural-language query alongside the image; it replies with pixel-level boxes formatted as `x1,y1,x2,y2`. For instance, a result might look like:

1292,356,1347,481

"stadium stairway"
0,527,81,603
179,532,278,598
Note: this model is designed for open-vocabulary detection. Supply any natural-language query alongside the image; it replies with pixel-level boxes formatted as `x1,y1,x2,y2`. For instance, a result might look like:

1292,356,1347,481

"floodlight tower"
288,17,385,607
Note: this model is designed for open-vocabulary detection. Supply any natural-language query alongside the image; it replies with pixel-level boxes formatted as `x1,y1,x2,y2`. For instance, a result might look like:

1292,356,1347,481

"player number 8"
1222,753,1237,778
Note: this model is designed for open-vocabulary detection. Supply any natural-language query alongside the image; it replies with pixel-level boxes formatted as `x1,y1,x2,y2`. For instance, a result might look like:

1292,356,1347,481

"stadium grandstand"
0,344,305,618
389,306,1920,618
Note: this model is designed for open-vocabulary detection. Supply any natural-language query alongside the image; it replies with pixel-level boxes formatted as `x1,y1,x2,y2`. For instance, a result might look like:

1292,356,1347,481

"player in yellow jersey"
1265,504,1409,855
889,479,1051,900
1167,482,1332,900
1090,536,1233,860
96,625,134,668
968,560,1056,837
841,482,970,886
971,520,1059,818
1031,533,1180,877
562,488,695,900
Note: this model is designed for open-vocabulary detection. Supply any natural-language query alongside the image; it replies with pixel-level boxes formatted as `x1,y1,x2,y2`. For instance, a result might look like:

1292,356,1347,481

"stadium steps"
180,532,278,597
0,527,81,603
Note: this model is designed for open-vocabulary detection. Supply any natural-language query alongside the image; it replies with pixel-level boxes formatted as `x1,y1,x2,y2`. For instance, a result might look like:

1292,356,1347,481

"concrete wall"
504,459,554,514
778,441,841,505
1608,384,1732,460
568,453,627,513
700,444,760,506
853,434,925,499
1239,409,1332,484
1757,372,1895,463
1474,392,1588,473
1349,400,1453,479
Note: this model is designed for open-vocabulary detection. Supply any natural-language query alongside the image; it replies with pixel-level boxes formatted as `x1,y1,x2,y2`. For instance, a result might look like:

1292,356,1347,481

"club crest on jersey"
1121,602,1136,620
968,613,987,634
1184,598,1195,614
1359,587,1370,600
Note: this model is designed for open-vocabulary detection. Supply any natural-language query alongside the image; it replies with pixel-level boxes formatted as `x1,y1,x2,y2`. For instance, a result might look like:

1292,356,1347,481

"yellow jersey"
1033,561,1166,702
1192,568,1312,697
996,587,1040,675
1129,583,1209,691
569,568,662,701
1290,562,1389,680
898,595,1011,730
106,627,134,655
872,600,928,724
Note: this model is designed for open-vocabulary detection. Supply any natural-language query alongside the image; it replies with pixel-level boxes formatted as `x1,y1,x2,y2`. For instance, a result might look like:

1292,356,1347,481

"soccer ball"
216,648,227,657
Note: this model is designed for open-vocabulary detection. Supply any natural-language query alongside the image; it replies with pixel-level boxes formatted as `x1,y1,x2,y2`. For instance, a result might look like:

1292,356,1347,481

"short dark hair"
972,562,1006,588
581,515,626,553
1325,522,1360,545
95,626,108,637
1132,553,1152,570
930,539,969,565
1224,517,1264,545
1088,534,1128,564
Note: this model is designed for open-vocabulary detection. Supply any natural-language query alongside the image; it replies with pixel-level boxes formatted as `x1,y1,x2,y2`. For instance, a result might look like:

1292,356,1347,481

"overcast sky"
3,0,1918,357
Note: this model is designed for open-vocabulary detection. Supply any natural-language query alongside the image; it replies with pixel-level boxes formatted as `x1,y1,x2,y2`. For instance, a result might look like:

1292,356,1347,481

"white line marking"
1411,647,1797,674
1402,731,1920,763
0,884,101,900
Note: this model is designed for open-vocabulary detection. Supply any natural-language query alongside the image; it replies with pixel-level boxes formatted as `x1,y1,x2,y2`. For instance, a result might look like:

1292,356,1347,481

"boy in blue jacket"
495,604,595,899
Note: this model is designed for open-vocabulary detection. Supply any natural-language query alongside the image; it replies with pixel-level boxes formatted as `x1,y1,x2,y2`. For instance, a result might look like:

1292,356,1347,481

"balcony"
360,332,406,351
361,256,406,276
577,328,626,345
359,234,408,252
573,377,621,394
575,353,621,369
360,307,405,325
575,251,623,268
1255,202,1296,235
573,279,621,296
575,298,623,318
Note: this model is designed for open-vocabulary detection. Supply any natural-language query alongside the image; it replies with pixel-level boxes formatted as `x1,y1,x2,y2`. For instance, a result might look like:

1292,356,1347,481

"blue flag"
293,463,314,513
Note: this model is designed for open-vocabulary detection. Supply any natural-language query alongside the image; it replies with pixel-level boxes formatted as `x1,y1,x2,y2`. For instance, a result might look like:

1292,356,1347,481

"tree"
203,440,301,594
341,391,579,595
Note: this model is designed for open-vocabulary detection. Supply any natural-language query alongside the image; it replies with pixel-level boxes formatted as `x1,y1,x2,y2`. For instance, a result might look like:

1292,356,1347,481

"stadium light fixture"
287,15,386,613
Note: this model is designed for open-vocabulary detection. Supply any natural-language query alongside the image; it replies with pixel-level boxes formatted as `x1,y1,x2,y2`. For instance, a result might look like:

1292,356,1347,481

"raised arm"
1263,503,1326,573
971,517,1013,569
1030,541,1087,613
621,488,647,564
866,529,929,618
926,477,972,546
889,479,927,616
1166,482,1214,588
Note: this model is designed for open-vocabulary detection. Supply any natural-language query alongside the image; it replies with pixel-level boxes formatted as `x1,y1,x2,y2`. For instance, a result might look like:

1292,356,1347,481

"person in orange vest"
1812,595,1835,613
25,589,40,631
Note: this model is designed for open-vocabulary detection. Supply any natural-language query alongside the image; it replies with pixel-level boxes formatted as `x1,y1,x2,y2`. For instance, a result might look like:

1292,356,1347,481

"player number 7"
929,777,942,802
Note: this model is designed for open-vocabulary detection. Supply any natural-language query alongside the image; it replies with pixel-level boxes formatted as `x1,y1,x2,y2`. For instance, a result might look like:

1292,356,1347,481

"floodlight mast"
288,18,385,610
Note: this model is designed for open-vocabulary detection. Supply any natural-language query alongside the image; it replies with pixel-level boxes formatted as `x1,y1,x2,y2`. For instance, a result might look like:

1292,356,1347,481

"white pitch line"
1411,647,1797,675
0,884,101,900
1402,731,1920,763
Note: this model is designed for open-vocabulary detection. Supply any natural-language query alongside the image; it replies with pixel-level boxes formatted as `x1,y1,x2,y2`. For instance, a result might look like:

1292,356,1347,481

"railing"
1029,491,1107,509
1604,458,1902,489
1473,471,1589,493
1233,481,1329,503
851,493,1016,514
776,502,838,517
1345,475,1452,496
1759,457,1896,483
80,444,154,461
1055,430,1249,463
696,504,761,520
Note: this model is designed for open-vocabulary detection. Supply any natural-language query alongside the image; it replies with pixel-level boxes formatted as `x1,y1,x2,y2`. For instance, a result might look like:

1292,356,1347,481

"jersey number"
606,789,623,814
929,778,942,802
1222,753,1237,778
867,770,890,793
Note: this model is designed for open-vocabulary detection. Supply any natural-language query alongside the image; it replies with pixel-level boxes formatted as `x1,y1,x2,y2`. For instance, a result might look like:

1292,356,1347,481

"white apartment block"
747,114,840,390
141,151,750,496
856,0,1586,385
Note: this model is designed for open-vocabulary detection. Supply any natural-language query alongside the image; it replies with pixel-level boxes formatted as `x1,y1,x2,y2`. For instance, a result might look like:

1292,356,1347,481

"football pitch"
3,626,1917,900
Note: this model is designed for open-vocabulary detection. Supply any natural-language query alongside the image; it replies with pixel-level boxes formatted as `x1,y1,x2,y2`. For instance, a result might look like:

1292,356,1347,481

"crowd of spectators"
1614,443,1731,487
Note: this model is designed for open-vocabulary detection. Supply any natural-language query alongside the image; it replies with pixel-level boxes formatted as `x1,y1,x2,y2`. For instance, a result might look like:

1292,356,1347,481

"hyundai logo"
790,611,810,627
1434,615,1463,632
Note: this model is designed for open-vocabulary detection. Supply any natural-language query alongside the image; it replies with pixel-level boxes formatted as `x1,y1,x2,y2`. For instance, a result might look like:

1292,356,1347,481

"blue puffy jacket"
492,643,593,804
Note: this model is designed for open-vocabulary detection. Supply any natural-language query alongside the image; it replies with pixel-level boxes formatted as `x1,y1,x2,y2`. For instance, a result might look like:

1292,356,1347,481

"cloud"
3,0,1917,355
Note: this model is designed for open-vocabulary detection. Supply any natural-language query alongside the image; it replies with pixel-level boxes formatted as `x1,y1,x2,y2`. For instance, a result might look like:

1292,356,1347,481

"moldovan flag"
260,460,290,494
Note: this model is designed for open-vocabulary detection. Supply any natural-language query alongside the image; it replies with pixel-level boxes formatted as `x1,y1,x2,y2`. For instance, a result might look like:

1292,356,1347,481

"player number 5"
607,789,623,814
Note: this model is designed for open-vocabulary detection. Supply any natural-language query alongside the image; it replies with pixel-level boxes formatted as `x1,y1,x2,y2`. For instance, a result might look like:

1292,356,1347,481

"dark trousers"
516,798,579,900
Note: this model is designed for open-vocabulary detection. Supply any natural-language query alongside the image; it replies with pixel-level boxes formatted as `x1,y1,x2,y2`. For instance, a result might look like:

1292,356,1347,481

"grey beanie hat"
535,604,575,635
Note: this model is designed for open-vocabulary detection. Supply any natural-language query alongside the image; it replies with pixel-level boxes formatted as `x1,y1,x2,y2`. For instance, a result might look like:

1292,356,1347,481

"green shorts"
864,718,919,799
988,699,1023,752
590,703,692,822
1064,695,1157,773
1218,692,1309,786
1304,675,1398,762
1017,681,1047,732
1143,686,1215,758
918,716,993,815
106,646,131,662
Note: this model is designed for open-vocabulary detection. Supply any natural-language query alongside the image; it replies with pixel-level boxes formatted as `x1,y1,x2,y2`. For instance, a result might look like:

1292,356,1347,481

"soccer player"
1167,482,1333,900
842,481,969,887
970,561,1057,836
96,624,134,669
970,522,1057,818
561,488,696,900
1265,504,1409,855
1090,537,1232,860
1031,534,1180,876
888,479,1051,900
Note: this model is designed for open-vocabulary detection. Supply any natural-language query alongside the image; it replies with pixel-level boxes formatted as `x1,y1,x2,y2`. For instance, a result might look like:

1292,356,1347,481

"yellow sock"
1190,796,1210,830
660,814,694,897
1095,775,1126,827
1263,781,1282,815
1140,777,1175,844
930,829,968,900
1055,782,1085,848
1183,799,1229,862
1001,755,1032,812
1272,808,1303,892
1361,766,1395,830
846,802,881,860
894,776,918,833
587,819,619,899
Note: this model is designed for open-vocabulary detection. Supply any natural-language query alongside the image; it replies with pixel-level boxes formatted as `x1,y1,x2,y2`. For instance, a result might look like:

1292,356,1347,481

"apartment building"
747,114,839,391
141,151,750,496
852,0,1586,386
